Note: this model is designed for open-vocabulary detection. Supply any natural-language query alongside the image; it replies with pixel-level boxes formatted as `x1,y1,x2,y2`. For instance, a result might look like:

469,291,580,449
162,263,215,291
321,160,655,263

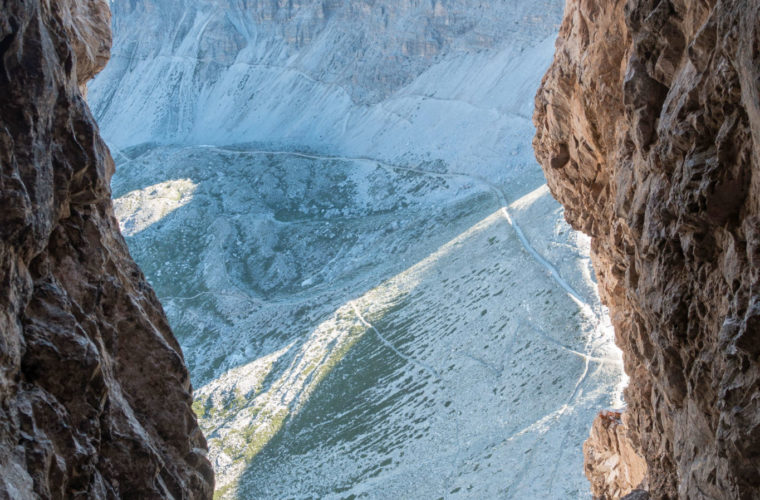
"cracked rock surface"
534,0,760,498
584,411,647,498
0,0,212,497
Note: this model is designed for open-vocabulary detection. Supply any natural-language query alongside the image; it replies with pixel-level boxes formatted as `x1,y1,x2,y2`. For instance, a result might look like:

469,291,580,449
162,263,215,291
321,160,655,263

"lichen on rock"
0,0,213,497
534,0,760,498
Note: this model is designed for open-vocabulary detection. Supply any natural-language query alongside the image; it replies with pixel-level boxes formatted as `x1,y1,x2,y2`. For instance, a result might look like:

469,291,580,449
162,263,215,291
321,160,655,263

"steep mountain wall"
0,1,212,497
89,0,564,179
534,0,760,498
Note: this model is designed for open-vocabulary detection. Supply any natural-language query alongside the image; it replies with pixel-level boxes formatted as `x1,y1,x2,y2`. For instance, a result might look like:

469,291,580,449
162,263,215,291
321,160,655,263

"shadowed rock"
0,0,213,497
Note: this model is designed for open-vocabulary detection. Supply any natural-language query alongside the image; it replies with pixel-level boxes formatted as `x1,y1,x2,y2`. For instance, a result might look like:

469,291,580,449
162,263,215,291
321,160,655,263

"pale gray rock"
89,0,565,164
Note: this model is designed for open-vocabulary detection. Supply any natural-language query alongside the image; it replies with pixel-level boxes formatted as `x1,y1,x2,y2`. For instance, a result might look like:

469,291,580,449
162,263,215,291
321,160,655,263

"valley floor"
112,145,624,499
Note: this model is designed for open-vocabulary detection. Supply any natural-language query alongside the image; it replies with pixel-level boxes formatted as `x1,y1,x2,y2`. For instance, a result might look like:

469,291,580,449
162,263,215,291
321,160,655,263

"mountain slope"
89,0,562,177
91,1,627,497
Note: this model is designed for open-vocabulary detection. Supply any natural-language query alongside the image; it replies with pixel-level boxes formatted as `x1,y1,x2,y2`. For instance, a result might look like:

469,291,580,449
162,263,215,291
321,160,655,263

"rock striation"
534,0,760,498
0,0,213,497
88,0,564,151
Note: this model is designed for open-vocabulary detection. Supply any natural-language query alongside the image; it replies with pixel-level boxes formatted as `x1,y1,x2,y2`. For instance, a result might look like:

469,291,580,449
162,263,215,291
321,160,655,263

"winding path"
351,303,441,380
128,144,621,495
156,145,615,412
202,145,600,321
199,147,618,436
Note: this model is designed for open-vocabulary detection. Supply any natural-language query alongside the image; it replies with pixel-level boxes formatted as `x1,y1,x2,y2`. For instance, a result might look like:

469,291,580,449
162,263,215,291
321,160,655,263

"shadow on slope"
111,143,622,499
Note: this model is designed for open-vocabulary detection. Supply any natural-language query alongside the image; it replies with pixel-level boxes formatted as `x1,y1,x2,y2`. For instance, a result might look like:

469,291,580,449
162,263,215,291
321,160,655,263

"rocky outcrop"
534,0,760,498
0,0,213,497
584,411,648,498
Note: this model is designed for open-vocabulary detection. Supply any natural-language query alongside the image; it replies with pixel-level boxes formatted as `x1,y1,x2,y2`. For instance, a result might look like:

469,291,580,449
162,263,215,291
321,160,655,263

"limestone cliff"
0,0,213,497
89,0,563,151
534,0,760,498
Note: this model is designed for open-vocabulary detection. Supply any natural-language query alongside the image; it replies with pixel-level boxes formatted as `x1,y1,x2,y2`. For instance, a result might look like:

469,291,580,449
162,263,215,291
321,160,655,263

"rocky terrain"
3,0,757,497
110,144,625,497
90,0,636,498
534,0,760,498
88,0,564,178
583,411,647,499
0,0,212,497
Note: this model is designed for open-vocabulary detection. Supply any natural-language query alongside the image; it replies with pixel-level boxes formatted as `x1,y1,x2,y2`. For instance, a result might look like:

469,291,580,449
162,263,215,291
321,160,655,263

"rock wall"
88,0,564,151
534,0,760,498
584,411,648,498
101,0,563,105
0,0,213,497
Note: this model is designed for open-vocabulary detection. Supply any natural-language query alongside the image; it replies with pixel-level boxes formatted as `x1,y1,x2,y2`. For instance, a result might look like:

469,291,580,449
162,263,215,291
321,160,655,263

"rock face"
89,0,564,159
534,0,760,498
584,411,648,498
0,1,213,497
100,0,562,106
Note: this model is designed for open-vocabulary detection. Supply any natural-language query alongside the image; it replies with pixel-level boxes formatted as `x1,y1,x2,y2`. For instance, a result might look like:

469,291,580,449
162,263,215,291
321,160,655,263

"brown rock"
534,0,760,498
584,411,647,499
0,0,213,497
